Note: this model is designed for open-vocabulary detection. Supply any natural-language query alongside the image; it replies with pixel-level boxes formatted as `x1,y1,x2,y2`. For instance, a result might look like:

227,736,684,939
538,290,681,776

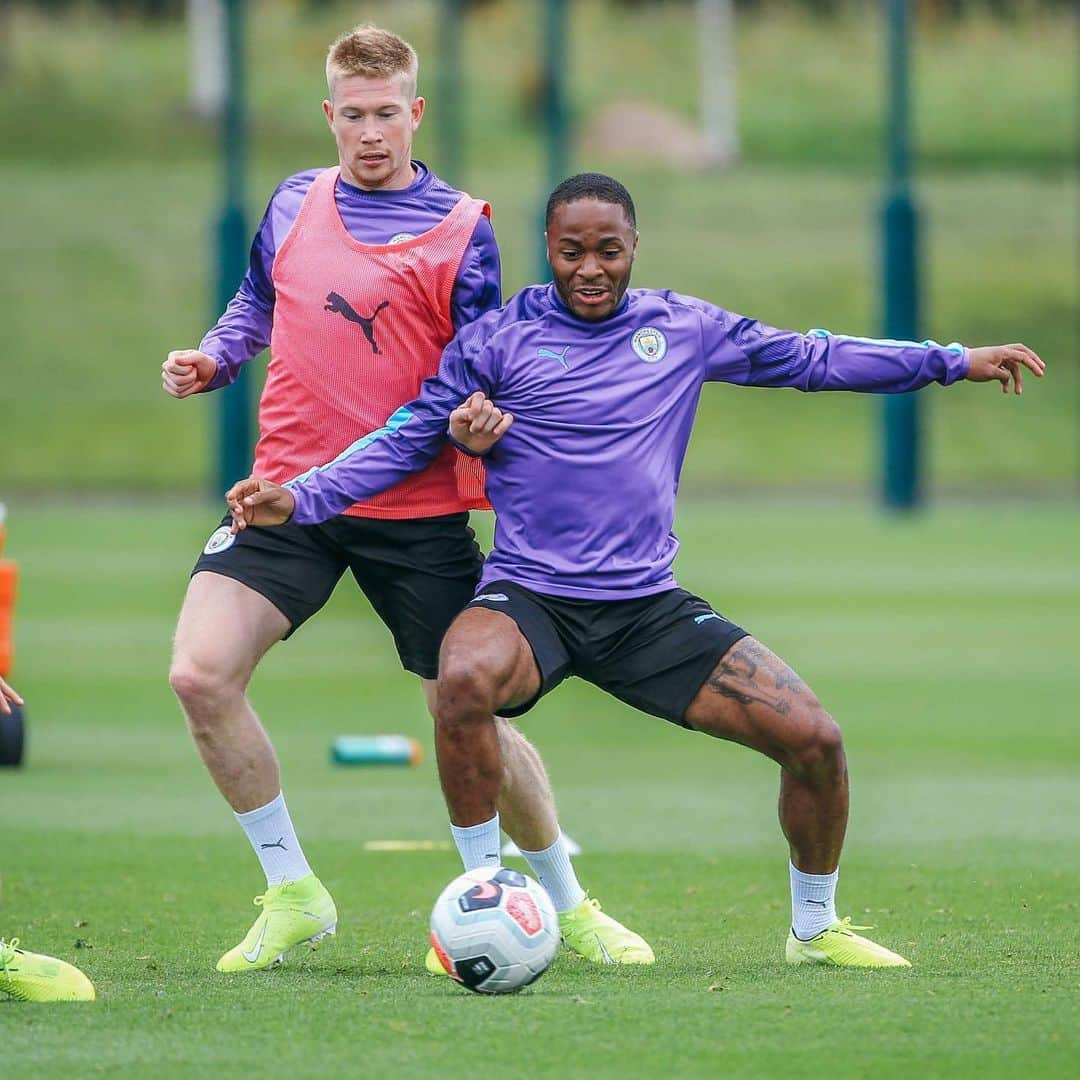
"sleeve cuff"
448,433,488,458
198,350,232,393
943,344,969,385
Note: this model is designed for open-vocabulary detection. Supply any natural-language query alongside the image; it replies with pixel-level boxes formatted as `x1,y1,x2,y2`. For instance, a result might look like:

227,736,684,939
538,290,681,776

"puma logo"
260,837,288,851
538,345,571,369
325,292,390,354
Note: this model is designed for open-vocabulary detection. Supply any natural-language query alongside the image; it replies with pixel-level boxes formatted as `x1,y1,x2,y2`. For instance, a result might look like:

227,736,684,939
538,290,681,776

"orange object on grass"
0,504,16,677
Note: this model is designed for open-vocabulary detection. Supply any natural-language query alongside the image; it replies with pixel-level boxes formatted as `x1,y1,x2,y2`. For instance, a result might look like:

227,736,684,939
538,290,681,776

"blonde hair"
326,24,419,99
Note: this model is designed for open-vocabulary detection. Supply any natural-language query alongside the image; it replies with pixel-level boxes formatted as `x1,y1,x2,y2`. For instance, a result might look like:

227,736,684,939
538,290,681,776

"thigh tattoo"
704,637,809,717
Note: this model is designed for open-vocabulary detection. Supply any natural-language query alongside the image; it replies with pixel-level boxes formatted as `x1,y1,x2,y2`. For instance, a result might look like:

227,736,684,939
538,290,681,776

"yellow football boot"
425,945,449,975
216,874,337,973
558,897,655,965
0,938,96,1002
786,917,911,968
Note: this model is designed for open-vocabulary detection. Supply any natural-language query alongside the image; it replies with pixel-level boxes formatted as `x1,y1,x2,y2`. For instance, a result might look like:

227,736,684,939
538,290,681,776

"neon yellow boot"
217,874,337,973
0,938,96,1002
558,897,655,965
786,917,911,968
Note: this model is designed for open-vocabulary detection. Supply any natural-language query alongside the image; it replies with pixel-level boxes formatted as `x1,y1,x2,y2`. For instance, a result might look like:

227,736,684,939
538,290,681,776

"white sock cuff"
789,861,839,894
234,790,312,887
518,831,564,860
519,829,586,913
234,791,286,826
450,814,502,870
789,860,839,940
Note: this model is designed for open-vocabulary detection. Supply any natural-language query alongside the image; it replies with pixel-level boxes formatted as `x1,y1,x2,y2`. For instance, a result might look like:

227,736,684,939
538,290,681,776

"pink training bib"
255,166,489,518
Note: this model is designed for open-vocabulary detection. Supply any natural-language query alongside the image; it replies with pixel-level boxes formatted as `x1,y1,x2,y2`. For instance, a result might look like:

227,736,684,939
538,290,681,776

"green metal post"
538,0,569,282
437,0,465,187
215,0,251,494
880,0,921,511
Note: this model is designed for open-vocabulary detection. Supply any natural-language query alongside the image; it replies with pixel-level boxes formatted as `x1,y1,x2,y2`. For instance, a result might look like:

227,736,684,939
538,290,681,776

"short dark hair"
545,173,637,230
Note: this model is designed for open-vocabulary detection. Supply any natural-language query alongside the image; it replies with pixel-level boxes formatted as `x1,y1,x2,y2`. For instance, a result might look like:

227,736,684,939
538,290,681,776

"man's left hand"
965,344,1045,395
449,391,514,454
224,476,296,533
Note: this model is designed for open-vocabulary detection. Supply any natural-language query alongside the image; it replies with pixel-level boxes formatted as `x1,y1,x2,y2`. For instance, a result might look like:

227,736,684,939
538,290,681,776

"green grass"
0,1,1076,494
0,502,1077,1076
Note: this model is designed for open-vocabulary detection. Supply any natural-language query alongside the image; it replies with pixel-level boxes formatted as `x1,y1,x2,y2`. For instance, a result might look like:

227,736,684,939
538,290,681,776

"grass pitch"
0,502,1077,1077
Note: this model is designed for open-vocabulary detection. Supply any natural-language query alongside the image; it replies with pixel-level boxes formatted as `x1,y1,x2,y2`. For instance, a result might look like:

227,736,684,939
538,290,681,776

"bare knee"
787,702,845,783
436,656,502,729
168,653,245,730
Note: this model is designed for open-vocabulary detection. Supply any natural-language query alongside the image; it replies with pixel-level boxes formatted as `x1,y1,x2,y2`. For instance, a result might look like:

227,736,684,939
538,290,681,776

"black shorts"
192,513,484,679
468,580,749,727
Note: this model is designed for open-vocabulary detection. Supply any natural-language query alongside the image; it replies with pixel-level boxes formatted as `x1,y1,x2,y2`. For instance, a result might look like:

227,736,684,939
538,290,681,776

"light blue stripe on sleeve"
807,328,964,355
285,406,415,488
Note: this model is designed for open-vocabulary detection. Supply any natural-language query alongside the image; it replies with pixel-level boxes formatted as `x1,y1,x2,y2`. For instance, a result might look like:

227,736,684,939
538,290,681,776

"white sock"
235,792,313,887
451,815,502,871
789,861,838,940
520,831,586,913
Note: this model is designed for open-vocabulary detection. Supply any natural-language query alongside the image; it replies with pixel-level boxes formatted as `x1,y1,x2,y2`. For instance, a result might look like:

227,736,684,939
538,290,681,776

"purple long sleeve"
198,162,501,391
684,292,969,391
286,336,481,521
286,284,971,600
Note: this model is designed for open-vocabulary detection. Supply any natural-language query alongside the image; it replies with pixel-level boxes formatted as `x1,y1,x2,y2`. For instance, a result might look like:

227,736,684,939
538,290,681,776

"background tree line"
9,0,1075,24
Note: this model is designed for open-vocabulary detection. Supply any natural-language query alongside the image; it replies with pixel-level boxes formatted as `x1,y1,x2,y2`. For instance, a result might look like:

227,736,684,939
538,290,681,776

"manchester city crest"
631,326,668,363
388,232,416,245
203,526,236,556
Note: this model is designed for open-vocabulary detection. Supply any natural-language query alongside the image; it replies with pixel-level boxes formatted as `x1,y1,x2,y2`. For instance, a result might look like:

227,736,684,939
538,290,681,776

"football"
429,867,560,994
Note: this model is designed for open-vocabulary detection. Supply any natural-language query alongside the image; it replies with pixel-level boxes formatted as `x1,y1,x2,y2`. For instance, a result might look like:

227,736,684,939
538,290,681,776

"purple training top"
285,284,969,600
198,161,501,391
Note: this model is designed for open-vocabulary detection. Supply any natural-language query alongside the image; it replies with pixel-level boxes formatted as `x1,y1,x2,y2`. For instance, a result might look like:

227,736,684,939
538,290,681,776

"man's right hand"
0,674,23,717
162,350,217,398
449,391,514,455
225,476,296,533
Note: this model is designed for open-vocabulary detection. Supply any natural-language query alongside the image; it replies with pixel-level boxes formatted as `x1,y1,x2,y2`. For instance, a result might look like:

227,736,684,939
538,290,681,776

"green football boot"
0,938,96,1002
786,917,911,968
558,896,655,965
217,874,337,973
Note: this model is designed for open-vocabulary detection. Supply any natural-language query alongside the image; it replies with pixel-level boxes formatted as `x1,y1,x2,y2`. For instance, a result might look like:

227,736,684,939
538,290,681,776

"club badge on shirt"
631,326,668,363
388,232,416,245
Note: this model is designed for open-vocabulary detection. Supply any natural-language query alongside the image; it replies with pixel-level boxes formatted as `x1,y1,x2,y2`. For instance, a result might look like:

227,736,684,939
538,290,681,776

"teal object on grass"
331,735,423,767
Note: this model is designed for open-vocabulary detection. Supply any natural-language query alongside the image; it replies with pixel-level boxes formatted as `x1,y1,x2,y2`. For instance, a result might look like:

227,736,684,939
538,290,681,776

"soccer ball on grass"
429,867,559,994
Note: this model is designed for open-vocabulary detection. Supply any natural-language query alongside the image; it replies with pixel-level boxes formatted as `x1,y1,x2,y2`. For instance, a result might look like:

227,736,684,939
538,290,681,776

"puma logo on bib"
324,292,391,355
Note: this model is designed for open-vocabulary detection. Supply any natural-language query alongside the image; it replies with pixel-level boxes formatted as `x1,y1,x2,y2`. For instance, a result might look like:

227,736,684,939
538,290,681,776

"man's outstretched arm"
226,390,511,531
695,302,1045,396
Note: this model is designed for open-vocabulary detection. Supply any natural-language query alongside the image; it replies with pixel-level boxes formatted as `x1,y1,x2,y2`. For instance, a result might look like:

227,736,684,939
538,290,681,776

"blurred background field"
1,0,1076,495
